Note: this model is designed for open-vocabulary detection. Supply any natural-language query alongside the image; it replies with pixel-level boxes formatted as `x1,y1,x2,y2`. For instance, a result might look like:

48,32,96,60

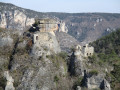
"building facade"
75,44,94,57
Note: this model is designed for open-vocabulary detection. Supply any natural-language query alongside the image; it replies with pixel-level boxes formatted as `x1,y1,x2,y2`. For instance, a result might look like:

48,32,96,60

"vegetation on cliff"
90,29,120,89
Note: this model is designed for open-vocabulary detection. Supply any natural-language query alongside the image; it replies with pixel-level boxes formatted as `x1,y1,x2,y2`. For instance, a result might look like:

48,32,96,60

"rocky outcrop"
16,58,68,90
0,35,13,47
104,79,111,90
81,70,111,90
4,71,15,90
0,13,7,28
69,45,86,76
31,32,61,58
58,21,68,33
100,79,111,90
83,72,104,89
76,86,81,90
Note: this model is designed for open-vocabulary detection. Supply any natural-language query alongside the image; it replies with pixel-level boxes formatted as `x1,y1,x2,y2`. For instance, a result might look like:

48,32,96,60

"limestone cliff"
0,10,35,30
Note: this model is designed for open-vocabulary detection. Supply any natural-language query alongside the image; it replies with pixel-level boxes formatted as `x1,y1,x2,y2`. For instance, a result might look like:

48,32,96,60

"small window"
87,53,88,56
36,36,38,40
90,53,91,55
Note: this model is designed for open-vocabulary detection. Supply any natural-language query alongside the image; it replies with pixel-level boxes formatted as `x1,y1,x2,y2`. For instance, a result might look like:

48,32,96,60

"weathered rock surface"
100,79,111,90
58,21,68,33
0,10,35,30
76,86,81,90
4,71,15,90
56,32,80,52
83,72,104,89
15,57,69,90
69,45,86,76
69,52,85,76
0,36,13,47
31,32,61,57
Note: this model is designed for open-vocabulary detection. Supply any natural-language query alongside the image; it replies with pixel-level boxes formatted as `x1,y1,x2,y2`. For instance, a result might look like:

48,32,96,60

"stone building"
75,44,94,57
82,44,94,57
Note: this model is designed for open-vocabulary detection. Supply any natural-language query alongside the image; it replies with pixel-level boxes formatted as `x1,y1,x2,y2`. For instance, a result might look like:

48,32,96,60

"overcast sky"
0,0,120,13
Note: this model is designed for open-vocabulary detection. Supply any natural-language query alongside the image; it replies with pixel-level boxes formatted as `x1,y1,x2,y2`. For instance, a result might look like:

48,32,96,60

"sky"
0,0,120,13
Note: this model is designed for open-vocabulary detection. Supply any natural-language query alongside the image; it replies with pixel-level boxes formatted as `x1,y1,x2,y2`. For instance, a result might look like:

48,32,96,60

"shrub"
89,70,98,76
32,19,39,27
39,56,44,61
54,75,59,82
70,46,75,52
13,81,20,88
58,52,67,59
72,77,83,89
0,76,6,89
43,46,48,51
88,54,97,63
26,40,33,53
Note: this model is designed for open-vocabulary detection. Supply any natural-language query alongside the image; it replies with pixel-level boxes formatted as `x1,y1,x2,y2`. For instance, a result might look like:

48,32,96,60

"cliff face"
0,10,35,30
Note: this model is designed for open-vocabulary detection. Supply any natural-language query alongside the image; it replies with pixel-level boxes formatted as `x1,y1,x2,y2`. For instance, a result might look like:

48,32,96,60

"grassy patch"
54,75,59,82
89,70,98,76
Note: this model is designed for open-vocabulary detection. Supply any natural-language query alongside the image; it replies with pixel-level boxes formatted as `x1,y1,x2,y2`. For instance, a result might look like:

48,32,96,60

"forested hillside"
91,29,120,90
